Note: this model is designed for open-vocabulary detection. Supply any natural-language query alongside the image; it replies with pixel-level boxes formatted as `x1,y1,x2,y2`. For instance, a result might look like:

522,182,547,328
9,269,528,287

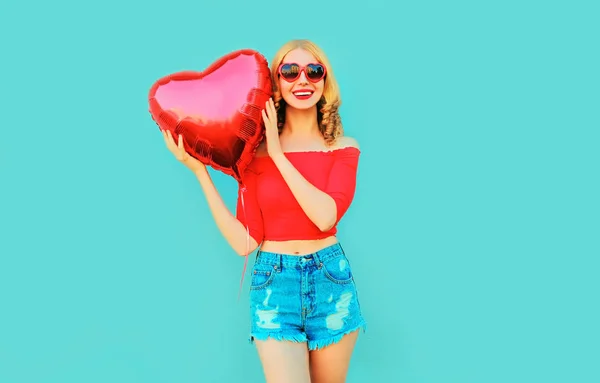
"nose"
297,70,309,83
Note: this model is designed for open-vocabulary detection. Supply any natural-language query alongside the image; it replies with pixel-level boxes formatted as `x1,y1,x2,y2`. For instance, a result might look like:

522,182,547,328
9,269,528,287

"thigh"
255,338,311,383
309,329,360,383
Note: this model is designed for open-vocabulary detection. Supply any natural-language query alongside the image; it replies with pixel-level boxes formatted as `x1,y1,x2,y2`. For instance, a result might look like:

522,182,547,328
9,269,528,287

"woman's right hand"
161,129,206,174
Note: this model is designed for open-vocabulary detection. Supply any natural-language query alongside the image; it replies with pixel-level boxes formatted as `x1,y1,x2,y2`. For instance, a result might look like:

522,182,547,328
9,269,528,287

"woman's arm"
261,98,360,232
271,153,336,231
161,130,260,256
194,167,260,256
270,137,360,232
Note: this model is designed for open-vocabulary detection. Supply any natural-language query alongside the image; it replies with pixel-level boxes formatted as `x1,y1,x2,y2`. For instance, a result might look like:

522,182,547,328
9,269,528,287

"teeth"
294,91,312,96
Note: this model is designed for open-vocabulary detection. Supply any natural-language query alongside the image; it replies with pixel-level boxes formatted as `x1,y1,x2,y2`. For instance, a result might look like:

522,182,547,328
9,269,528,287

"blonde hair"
270,39,343,146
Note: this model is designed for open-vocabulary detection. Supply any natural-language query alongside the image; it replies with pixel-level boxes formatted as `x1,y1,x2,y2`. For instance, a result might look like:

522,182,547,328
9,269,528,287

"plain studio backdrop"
0,0,598,382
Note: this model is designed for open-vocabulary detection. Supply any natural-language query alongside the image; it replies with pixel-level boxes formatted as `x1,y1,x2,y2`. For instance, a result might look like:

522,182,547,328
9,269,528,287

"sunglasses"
277,62,327,83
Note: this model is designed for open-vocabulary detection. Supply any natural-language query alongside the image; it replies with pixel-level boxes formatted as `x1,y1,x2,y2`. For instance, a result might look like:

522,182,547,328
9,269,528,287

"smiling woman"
270,41,343,149
161,39,366,383
236,40,366,383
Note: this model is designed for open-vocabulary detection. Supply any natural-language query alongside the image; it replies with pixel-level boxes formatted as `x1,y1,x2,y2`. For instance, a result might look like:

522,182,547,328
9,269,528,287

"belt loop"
277,254,283,272
312,250,322,266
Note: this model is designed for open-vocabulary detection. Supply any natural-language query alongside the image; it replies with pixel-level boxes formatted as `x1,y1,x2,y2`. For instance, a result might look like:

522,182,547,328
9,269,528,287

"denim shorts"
248,242,366,350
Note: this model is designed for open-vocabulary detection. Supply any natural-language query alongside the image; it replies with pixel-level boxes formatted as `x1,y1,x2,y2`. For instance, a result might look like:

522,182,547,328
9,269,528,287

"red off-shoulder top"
236,146,360,244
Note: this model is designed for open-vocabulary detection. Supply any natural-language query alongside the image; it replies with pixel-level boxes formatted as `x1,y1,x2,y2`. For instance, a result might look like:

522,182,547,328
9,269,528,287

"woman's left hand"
262,98,283,158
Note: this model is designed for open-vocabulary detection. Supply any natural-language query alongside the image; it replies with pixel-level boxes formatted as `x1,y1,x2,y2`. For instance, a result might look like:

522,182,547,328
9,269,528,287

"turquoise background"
1,0,598,382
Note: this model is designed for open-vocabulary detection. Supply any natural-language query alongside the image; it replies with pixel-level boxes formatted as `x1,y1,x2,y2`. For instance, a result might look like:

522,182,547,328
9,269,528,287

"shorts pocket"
250,263,276,290
320,254,353,285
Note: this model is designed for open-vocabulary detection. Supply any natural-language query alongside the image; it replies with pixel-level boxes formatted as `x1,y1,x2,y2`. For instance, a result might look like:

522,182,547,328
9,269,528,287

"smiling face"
277,48,326,110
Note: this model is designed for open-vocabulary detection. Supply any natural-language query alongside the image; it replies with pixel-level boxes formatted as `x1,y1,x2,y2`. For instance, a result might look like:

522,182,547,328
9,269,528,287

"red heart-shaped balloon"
148,49,273,184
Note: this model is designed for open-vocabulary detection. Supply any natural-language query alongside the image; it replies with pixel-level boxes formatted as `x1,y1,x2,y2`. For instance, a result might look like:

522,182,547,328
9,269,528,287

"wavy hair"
270,39,343,146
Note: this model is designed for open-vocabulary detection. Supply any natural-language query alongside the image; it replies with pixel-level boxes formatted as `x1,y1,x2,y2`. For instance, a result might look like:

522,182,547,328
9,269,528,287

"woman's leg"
255,339,311,383
304,243,366,382
249,252,310,382
308,330,360,383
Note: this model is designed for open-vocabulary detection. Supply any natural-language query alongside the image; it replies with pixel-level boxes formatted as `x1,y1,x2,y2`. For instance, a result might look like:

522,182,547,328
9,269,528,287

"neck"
281,105,320,137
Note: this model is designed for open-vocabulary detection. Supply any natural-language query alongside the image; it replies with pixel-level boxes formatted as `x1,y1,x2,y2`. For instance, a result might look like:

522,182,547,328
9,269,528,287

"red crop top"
235,146,360,244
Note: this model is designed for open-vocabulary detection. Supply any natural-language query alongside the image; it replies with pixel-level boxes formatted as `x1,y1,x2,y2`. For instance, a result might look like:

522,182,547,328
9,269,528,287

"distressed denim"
248,242,366,350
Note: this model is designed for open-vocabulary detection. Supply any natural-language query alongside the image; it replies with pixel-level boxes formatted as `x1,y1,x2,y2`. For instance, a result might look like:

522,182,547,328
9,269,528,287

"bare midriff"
259,235,339,256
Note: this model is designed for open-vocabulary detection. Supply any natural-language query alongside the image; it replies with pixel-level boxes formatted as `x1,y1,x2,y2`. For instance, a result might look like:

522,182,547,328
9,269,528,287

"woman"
161,39,366,383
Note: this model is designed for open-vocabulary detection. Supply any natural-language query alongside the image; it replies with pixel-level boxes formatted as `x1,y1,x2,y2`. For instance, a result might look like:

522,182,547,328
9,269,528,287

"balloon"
148,49,273,184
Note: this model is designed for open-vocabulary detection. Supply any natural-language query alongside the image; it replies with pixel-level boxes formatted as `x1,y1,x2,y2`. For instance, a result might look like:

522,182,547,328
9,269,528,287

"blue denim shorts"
248,242,366,350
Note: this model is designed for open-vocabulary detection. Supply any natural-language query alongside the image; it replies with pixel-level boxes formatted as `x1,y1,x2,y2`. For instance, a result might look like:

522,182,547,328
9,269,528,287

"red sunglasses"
277,62,327,83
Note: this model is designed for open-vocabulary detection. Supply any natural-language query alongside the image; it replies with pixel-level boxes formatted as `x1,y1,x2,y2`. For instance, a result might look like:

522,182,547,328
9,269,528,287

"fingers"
177,134,188,162
263,98,277,126
161,129,171,147
162,129,180,155
265,98,276,118
160,129,193,164
261,109,268,125
269,98,276,117
165,129,176,150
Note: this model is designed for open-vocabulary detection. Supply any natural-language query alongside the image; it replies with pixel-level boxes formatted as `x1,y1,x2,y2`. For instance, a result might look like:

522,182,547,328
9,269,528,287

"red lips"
292,89,314,100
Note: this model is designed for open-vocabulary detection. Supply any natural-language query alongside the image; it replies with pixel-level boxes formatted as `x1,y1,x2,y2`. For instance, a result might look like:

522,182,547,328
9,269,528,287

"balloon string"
238,186,250,302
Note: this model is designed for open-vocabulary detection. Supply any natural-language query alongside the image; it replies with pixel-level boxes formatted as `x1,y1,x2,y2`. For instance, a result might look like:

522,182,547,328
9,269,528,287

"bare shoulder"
334,136,360,150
